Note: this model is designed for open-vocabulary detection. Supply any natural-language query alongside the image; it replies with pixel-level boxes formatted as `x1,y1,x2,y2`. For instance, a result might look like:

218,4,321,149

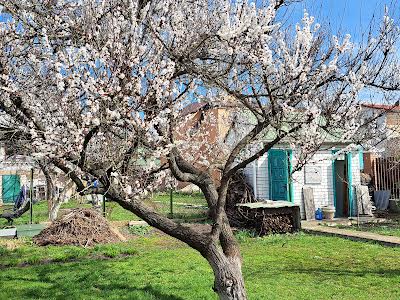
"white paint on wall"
252,161,257,199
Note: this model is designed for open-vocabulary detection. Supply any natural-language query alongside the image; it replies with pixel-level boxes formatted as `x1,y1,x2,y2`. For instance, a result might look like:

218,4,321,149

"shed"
244,146,363,219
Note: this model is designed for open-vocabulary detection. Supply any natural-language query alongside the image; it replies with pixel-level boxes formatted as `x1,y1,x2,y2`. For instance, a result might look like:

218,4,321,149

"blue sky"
1,0,397,104
282,0,398,41
1,1,395,44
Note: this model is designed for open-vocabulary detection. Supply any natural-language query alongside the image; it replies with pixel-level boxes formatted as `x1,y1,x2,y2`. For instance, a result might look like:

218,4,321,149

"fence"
371,156,400,199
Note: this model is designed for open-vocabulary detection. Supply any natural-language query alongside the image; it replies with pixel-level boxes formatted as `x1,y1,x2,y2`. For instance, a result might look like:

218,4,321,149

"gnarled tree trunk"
207,244,247,300
166,147,248,299
109,184,248,300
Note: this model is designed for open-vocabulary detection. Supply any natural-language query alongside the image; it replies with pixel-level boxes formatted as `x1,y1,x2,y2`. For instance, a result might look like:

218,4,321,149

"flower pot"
322,206,335,220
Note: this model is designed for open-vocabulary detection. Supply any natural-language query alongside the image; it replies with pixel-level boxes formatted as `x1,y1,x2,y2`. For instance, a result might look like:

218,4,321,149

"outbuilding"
244,145,363,219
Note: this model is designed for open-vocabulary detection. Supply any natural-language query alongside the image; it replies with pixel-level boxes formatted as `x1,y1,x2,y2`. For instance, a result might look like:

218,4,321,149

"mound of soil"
33,209,122,247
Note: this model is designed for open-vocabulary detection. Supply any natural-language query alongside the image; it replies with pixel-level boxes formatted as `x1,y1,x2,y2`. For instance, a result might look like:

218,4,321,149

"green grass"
151,192,208,221
0,192,208,227
153,192,206,205
0,201,49,227
106,202,142,221
106,192,207,222
0,239,138,268
0,234,399,299
127,225,153,236
336,222,400,238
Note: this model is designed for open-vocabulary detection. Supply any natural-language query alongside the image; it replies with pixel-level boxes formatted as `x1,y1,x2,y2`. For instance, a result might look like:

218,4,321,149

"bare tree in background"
1,1,400,299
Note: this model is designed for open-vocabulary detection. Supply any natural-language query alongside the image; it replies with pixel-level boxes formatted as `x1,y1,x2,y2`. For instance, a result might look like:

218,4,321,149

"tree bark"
49,201,61,221
39,162,55,220
49,180,74,221
207,243,247,300
167,148,248,299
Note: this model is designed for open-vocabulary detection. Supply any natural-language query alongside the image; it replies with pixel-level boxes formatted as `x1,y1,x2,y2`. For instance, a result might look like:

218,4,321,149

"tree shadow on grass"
1,261,186,300
21,284,185,300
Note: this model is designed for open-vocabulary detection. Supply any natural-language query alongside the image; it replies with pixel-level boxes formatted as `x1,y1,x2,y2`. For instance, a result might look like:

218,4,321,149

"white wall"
244,153,269,199
288,150,334,218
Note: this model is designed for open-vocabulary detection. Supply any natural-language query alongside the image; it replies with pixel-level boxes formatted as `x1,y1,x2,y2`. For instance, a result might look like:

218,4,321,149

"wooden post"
302,187,315,221
169,189,173,218
29,168,34,225
103,195,106,217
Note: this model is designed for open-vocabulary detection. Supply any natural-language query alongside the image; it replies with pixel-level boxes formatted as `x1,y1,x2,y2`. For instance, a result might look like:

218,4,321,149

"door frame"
346,152,353,218
332,150,353,217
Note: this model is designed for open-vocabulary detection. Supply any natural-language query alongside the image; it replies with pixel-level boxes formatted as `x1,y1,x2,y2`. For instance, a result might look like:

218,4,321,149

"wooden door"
268,150,289,201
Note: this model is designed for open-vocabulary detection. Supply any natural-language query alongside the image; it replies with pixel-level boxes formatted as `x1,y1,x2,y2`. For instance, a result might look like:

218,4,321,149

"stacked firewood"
225,171,295,236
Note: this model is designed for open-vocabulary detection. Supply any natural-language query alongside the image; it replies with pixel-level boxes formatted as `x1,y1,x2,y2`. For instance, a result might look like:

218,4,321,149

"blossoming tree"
1,0,399,299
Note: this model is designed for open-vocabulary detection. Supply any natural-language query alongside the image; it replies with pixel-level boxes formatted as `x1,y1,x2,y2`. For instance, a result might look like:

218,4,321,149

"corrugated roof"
181,102,209,116
362,103,400,111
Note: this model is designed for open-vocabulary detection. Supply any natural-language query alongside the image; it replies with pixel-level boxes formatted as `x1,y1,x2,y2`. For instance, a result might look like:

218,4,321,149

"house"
0,146,38,205
176,102,231,164
361,103,400,156
174,102,231,190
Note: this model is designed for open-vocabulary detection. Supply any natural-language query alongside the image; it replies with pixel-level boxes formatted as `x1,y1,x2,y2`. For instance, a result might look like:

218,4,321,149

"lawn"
0,192,207,228
0,201,50,227
336,221,400,238
329,215,400,238
0,233,399,300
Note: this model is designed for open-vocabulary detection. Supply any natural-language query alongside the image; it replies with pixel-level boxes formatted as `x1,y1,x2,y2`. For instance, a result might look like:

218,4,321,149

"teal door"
268,150,289,201
2,175,21,203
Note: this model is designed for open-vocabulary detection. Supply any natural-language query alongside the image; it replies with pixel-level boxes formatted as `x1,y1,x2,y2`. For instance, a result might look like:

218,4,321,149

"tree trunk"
39,162,55,220
207,244,247,300
45,172,55,217
205,177,247,300
49,200,62,221
49,180,74,221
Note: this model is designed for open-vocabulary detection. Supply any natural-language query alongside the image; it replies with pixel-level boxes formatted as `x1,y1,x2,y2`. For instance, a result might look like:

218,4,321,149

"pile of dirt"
33,209,122,247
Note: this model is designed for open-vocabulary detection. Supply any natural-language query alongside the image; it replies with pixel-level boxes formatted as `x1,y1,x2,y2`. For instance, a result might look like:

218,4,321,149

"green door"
268,150,289,201
2,175,21,203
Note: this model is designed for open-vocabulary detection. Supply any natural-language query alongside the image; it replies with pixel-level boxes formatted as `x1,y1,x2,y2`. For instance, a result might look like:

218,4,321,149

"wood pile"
225,171,298,235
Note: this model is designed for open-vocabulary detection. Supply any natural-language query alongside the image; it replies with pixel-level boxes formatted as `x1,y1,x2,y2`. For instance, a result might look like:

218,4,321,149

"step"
302,223,400,247
0,228,17,239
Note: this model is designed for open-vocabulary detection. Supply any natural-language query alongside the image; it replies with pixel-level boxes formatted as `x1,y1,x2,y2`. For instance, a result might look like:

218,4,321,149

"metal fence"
373,157,400,199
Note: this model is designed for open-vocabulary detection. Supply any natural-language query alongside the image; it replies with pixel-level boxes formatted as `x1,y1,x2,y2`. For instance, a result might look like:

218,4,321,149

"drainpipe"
253,161,258,200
